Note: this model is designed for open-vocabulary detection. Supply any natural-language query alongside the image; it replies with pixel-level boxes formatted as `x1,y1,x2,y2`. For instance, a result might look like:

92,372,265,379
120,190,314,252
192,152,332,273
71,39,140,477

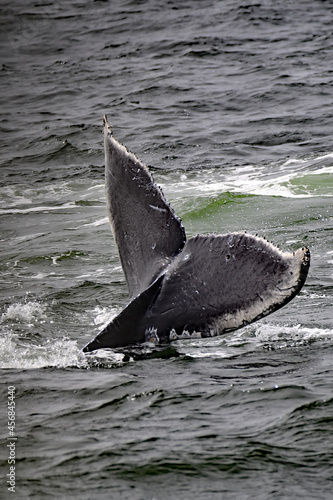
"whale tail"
82,117,310,352
102,115,185,299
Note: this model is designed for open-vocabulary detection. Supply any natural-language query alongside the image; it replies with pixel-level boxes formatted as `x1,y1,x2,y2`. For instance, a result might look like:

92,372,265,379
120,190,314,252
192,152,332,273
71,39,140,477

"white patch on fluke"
149,204,167,213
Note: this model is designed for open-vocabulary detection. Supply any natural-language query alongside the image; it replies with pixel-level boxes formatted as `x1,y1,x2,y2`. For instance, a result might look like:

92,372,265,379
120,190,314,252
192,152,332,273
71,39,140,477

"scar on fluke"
82,116,310,352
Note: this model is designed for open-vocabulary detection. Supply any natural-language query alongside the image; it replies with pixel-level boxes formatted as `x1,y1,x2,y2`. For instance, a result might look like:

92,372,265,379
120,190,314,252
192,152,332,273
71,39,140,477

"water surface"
0,1,332,498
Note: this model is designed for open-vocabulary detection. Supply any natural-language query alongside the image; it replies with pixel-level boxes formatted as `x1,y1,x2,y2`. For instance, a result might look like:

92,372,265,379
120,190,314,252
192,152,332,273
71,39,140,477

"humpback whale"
82,116,310,352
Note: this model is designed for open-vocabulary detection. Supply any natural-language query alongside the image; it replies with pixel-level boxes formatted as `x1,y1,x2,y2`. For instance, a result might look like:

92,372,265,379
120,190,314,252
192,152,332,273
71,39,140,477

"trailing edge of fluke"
82,116,310,352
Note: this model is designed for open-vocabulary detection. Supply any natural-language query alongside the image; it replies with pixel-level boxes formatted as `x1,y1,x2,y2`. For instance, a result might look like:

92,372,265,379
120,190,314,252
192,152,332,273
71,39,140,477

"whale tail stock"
82,116,310,352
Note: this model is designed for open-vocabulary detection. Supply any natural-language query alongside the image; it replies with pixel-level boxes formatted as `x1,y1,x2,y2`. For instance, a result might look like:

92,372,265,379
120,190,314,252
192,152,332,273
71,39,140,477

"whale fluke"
102,116,185,299
82,117,310,352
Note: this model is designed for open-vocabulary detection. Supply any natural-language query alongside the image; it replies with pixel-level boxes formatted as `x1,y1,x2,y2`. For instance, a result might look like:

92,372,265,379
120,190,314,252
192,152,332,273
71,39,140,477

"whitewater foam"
1,301,47,324
0,335,88,370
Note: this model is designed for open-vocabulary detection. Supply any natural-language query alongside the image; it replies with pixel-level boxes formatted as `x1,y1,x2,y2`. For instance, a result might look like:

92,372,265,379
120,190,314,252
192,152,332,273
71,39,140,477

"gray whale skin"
82,116,310,352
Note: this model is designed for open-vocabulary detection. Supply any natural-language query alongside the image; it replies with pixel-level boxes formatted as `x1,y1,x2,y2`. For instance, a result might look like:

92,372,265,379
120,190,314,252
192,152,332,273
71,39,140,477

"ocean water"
0,0,332,498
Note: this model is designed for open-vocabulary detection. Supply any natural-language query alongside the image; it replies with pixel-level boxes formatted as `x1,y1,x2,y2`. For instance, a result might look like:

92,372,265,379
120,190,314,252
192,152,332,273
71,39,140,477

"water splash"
91,305,122,327
177,322,333,358
1,301,47,324
0,334,88,370
255,323,333,346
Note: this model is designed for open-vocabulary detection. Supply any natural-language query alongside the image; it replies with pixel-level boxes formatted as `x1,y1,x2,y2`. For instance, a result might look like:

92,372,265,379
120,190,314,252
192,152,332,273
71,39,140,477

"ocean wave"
0,202,76,215
0,181,104,210
164,153,333,200
1,300,47,324
0,334,87,370
254,323,333,345
178,322,333,359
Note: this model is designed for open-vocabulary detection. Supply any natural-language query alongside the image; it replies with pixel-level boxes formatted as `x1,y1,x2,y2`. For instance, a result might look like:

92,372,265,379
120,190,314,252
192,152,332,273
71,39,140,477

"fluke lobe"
82,116,310,352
